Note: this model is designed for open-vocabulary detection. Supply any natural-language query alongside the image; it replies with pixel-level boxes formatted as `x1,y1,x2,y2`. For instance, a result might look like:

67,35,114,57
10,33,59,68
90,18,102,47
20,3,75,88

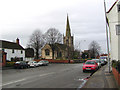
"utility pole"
104,0,111,73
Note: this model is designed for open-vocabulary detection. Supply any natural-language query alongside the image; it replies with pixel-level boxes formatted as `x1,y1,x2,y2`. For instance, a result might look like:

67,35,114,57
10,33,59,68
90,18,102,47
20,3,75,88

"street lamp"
104,0,111,73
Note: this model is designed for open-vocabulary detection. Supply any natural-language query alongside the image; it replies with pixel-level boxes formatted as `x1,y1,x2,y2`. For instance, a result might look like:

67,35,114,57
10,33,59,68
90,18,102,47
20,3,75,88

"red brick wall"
34,59,74,63
112,67,120,86
2,53,6,67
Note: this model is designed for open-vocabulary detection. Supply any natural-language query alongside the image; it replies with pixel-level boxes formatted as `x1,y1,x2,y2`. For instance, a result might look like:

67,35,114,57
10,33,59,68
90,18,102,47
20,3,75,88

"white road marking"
39,72,55,76
1,78,26,87
77,79,87,89
2,72,55,87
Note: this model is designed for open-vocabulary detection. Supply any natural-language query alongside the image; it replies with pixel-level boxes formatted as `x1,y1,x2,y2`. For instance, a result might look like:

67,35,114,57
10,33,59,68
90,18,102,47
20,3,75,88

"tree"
43,28,62,44
27,30,44,59
73,49,80,59
43,28,62,59
88,41,101,58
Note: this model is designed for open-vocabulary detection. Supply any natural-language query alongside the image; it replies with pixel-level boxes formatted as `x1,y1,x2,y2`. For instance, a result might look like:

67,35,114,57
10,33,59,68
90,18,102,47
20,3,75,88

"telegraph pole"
104,0,111,73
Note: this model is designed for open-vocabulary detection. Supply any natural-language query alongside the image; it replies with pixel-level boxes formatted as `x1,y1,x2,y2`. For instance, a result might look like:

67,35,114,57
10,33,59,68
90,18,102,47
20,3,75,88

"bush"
112,60,120,73
6,62,15,67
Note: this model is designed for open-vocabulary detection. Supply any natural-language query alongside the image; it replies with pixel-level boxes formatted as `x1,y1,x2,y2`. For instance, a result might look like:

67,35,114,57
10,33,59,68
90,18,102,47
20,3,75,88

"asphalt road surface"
2,64,91,88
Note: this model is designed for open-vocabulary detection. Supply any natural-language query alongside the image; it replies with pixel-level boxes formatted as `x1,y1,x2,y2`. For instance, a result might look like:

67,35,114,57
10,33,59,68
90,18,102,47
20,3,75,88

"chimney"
16,38,19,44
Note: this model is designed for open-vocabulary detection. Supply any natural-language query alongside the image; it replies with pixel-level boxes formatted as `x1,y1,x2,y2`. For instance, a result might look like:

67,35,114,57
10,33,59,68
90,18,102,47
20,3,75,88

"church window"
57,52,62,57
59,52,62,57
45,49,50,56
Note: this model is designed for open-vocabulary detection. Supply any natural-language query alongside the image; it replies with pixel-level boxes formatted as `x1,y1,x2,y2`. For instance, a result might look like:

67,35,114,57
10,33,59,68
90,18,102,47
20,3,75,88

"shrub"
112,60,120,73
6,62,15,67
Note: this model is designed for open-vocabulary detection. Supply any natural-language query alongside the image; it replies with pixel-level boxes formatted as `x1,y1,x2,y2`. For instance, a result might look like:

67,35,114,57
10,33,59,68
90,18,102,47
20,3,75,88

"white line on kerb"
1,78,26,87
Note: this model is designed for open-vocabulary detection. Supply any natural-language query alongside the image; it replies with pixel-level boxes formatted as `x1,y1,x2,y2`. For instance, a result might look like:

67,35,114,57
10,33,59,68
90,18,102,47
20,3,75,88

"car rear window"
85,61,95,64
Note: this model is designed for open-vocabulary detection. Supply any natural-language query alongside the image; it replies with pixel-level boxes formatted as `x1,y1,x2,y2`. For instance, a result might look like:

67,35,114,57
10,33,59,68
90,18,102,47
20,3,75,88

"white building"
0,38,25,61
107,0,120,61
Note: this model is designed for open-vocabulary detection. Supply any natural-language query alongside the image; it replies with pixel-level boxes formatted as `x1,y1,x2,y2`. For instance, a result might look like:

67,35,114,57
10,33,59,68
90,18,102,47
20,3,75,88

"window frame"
116,24,120,35
45,49,50,56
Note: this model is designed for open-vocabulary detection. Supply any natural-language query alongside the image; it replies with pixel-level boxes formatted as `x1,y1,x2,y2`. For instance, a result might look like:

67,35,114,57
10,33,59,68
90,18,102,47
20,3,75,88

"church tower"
63,14,74,58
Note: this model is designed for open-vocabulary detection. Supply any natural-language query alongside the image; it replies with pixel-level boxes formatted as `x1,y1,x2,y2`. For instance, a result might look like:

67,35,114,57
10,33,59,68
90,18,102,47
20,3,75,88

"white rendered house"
0,38,25,61
107,0,120,61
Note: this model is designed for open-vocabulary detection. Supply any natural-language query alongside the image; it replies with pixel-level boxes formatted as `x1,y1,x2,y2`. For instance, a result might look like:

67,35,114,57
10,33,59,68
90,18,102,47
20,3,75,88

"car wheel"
83,70,85,72
21,66,24,69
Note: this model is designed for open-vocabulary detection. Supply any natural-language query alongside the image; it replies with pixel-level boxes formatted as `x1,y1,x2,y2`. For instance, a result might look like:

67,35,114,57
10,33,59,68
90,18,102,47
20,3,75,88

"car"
100,59,107,66
38,60,49,66
28,61,39,67
92,59,101,68
82,60,98,72
14,61,30,69
99,56,108,65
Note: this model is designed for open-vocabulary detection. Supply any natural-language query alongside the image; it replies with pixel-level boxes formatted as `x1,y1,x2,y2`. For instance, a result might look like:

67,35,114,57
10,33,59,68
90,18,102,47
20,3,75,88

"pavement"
82,64,120,89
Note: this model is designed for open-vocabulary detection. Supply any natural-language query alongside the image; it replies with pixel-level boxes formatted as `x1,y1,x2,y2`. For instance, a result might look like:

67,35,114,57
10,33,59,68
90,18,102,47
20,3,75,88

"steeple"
66,14,71,37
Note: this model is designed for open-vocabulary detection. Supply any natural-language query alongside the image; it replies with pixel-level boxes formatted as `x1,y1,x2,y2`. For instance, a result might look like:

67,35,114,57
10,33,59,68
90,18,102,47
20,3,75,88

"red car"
82,60,98,72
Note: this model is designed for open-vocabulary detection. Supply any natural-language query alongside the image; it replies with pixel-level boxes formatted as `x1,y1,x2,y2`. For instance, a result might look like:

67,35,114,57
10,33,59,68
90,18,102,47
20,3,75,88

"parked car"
92,59,101,68
82,60,98,72
38,60,49,66
99,56,108,65
100,59,107,66
14,61,30,69
28,61,39,67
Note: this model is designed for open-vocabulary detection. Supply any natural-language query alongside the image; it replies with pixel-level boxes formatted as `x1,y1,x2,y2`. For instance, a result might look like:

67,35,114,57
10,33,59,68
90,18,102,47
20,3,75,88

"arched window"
45,49,50,56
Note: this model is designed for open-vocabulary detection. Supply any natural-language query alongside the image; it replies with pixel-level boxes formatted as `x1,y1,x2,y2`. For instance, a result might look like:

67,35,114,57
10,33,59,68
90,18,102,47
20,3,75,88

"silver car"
92,59,101,68
38,60,49,66
28,61,39,67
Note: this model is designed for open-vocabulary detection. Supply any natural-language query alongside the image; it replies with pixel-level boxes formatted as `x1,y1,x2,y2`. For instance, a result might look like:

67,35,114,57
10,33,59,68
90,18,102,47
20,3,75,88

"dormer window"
117,4,120,12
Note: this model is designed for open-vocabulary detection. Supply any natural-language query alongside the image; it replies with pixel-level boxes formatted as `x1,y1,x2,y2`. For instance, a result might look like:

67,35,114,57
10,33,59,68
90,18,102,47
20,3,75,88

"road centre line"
2,72,55,87
39,72,55,77
1,78,26,87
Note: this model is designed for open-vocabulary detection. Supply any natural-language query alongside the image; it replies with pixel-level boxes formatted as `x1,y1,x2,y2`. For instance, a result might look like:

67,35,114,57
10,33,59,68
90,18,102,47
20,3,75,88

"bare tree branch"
89,41,101,58
27,30,44,59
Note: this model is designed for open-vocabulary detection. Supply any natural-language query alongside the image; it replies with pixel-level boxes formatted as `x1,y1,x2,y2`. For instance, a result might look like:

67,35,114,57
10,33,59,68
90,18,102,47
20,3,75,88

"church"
41,15,74,60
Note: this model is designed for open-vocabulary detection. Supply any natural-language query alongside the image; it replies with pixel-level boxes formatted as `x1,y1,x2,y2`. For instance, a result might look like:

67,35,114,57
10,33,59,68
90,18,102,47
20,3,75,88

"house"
41,15,74,60
0,38,25,62
25,48,34,61
107,0,120,61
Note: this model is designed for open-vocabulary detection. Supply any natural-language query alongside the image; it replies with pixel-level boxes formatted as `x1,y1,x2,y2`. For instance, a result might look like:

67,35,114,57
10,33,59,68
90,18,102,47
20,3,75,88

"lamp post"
104,0,111,73
79,40,86,58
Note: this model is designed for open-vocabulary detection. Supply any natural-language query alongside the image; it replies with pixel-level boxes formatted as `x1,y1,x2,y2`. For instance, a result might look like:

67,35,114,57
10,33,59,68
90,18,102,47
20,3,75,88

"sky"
0,0,117,53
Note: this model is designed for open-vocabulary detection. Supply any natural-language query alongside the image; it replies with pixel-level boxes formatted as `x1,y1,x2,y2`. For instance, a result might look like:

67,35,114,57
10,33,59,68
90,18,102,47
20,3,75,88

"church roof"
49,43,68,51
66,14,71,37
0,40,24,50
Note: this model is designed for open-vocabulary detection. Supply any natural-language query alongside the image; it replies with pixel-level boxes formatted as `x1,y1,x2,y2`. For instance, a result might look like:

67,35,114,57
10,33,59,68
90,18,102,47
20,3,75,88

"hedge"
112,60,120,73
6,62,15,67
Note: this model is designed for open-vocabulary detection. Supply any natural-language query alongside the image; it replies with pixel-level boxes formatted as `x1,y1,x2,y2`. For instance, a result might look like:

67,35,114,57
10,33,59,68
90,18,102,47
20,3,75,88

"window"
116,25,120,35
117,4,120,12
45,49,50,56
12,49,14,53
2,49,4,52
21,50,23,54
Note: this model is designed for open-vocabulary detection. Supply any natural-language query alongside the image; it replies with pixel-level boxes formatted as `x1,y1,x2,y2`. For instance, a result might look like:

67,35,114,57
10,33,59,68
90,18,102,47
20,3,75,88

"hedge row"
112,60,120,73
6,62,15,67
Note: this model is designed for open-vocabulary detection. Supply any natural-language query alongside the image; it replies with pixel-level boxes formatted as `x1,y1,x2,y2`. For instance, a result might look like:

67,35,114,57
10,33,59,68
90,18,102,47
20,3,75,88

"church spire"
66,14,71,37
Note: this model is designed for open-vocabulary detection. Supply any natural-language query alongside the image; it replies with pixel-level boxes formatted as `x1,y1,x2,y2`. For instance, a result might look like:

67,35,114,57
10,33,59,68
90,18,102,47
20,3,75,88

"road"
2,64,91,88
